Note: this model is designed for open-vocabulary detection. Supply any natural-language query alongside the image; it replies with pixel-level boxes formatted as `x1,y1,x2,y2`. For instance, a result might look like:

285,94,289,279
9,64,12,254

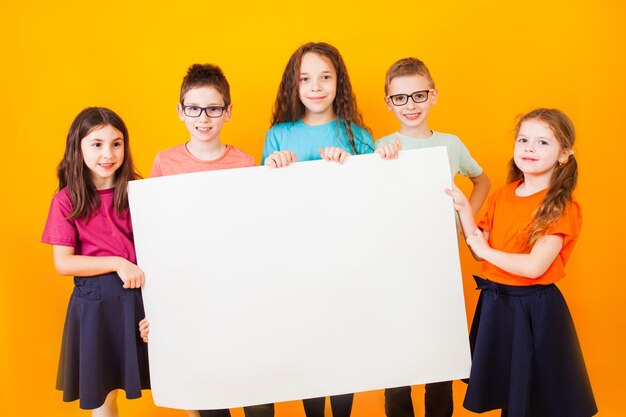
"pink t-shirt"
150,143,255,177
41,187,136,263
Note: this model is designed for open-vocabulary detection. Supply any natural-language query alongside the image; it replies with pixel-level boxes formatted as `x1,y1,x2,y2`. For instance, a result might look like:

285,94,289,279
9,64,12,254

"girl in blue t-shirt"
261,42,399,417
262,42,399,167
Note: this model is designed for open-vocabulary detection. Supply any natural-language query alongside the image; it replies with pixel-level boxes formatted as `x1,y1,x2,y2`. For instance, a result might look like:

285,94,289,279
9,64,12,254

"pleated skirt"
463,276,597,417
56,272,151,409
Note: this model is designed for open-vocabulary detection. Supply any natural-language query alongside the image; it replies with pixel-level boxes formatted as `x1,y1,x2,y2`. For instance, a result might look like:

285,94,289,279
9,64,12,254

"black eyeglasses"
387,89,435,106
181,105,227,118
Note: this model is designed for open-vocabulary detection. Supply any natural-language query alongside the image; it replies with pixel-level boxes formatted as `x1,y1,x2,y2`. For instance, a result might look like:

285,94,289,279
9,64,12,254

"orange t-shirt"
477,180,582,286
150,143,255,177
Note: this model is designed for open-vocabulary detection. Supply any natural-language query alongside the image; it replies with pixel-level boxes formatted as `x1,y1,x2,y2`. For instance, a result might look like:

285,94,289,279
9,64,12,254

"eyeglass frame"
386,89,435,106
181,105,228,118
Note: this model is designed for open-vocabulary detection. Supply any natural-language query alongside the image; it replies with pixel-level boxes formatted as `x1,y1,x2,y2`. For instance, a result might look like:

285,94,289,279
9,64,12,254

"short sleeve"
41,190,77,247
262,128,281,165
150,153,163,178
457,141,483,178
243,153,256,167
547,200,582,265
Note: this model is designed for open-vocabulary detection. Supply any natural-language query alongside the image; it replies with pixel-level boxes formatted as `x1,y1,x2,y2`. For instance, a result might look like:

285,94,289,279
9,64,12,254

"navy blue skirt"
56,273,151,409
463,276,597,417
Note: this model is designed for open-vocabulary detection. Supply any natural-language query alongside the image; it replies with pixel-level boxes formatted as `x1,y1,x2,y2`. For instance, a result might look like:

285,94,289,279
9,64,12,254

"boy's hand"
265,151,297,168
319,147,349,164
117,259,145,289
375,137,402,160
138,318,150,343
445,184,471,213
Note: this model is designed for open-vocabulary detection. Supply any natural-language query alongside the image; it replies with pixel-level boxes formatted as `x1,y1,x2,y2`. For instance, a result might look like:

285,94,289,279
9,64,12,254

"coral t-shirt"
477,180,582,286
150,143,255,177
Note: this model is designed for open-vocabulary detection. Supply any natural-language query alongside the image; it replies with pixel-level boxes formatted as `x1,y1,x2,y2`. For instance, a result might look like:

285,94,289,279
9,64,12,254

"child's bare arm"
445,185,486,261
468,171,491,215
466,231,563,279
52,245,144,289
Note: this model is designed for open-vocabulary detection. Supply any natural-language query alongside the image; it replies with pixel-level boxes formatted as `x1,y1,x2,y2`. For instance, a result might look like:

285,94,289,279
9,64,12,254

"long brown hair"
57,107,141,220
507,108,577,247
270,42,370,154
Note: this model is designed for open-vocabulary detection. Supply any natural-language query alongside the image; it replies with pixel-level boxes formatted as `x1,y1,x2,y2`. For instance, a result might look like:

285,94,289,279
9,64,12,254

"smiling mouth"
403,113,421,120
99,163,115,168
196,126,212,133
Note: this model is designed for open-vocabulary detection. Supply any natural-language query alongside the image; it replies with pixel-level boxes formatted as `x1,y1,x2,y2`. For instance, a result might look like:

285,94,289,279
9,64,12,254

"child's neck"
517,172,553,196
301,111,335,126
93,179,114,190
186,139,226,161
399,124,433,139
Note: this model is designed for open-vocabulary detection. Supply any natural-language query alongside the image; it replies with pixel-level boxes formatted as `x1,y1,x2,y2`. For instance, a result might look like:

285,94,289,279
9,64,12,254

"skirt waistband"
473,275,555,297
73,273,140,300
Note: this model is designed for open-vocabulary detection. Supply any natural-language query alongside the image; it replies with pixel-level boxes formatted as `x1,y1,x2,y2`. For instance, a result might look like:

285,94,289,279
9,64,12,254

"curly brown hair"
507,108,578,248
270,42,370,154
57,107,141,220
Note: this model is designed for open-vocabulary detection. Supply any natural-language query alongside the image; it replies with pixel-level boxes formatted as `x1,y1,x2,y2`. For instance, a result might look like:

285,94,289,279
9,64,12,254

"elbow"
53,260,73,276
521,264,550,280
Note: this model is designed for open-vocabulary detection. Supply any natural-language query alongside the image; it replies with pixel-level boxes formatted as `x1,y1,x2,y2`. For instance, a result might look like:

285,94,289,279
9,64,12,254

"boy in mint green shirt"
376,57,491,417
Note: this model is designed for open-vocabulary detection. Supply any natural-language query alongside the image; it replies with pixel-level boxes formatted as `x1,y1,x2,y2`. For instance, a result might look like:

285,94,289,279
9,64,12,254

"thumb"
395,137,402,150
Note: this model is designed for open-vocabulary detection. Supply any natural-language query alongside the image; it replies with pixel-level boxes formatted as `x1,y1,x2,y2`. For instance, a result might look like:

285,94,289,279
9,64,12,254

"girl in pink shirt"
42,107,150,415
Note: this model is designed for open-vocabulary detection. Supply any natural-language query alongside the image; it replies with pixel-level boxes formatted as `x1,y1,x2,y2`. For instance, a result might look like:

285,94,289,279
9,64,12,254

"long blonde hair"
508,108,577,247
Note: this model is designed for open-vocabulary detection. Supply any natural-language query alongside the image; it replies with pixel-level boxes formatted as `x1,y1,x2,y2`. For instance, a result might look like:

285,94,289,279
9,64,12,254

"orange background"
1,1,624,416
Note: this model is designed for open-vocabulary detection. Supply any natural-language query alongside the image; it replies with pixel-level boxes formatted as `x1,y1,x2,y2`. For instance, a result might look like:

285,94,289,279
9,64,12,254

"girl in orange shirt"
447,108,597,417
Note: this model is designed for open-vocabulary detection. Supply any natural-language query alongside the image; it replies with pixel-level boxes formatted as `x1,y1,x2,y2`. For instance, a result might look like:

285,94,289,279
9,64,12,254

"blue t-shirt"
262,119,374,164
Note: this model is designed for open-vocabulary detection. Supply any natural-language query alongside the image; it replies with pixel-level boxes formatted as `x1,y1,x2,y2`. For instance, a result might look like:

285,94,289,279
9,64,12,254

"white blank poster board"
128,147,471,410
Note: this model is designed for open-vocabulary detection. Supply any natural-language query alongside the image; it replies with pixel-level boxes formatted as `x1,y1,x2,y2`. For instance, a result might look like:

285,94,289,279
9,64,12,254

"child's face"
80,124,124,189
177,86,231,145
514,119,571,179
385,74,437,134
298,52,337,123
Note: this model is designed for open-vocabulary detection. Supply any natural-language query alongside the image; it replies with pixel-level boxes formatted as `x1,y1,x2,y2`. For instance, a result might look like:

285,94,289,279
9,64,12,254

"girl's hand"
265,151,297,168
465,228,491,258
138,318,150,343
319,147,350,164
375,137,402,160
117,259,145,289
445,184,471,213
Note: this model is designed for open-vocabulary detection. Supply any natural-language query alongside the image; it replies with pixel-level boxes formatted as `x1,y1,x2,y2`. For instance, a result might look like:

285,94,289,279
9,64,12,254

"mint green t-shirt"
375,131,483,179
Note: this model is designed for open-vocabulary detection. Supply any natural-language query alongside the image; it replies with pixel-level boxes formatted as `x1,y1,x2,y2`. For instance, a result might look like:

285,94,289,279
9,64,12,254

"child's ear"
384,96,394,111
430,88,438,105
176,103,185,121
558,148,573,164
224,104,233,122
